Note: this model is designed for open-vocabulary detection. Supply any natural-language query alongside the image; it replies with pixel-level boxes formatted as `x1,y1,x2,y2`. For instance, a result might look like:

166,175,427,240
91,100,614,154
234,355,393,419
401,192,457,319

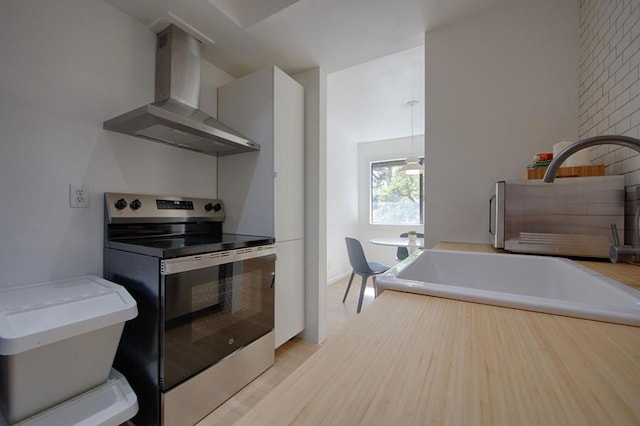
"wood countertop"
236,243,640,425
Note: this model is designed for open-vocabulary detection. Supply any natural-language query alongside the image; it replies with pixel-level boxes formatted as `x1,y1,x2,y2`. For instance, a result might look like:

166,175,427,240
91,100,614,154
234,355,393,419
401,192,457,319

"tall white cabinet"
218,66,305,348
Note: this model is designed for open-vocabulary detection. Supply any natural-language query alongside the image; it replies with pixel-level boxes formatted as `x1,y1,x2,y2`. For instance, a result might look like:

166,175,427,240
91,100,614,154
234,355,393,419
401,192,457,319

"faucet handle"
610,223,620,246
609,223,640,263
609,244,639,264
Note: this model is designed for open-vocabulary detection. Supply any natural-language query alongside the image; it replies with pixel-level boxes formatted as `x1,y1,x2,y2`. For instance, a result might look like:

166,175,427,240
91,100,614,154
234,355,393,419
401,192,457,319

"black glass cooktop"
107,233,274,258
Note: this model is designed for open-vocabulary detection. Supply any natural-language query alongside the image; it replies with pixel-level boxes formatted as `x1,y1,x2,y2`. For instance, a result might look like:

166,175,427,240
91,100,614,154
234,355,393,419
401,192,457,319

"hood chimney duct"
155,25,201,108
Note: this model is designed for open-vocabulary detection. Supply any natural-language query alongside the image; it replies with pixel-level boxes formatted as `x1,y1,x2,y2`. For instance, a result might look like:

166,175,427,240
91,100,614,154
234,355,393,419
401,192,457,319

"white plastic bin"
0,275,137,424
0,368,138,426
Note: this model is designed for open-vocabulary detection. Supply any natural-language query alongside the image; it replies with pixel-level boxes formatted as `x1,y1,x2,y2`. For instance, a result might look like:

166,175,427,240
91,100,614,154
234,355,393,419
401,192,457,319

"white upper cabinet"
274,69,305,241
218,66,304,241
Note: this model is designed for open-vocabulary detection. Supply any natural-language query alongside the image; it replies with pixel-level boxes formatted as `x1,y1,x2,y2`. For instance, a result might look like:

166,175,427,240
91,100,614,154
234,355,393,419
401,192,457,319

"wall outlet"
69,184,89,208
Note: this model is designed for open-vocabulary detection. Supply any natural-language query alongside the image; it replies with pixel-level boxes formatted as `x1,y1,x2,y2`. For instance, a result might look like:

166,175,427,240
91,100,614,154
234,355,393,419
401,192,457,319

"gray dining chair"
396,232,425,261
343,237,390,313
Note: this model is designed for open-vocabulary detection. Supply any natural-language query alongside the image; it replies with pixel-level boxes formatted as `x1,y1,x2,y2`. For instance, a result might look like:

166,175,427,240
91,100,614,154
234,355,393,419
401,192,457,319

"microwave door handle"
489,194,495,236
635,201,640,243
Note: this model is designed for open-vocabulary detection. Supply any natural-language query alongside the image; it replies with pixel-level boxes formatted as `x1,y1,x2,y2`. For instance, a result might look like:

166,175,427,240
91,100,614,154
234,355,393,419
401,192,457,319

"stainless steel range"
103,193,276,426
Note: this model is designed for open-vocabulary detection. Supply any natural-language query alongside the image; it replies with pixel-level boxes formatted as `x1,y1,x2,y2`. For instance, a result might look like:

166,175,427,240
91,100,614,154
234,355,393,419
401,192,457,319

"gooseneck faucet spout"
542,135,640,264
542,135,640,182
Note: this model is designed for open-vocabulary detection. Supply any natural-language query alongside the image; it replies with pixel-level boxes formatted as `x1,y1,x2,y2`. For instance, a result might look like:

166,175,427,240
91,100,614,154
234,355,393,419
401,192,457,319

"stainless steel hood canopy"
103,25,259,156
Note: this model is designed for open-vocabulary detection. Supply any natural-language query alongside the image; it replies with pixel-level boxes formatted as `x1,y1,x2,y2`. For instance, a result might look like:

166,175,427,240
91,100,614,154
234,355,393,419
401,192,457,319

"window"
370,159,424,225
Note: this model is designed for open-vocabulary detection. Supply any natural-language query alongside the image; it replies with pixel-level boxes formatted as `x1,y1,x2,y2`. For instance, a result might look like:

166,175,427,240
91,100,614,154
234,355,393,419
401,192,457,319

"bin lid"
0,368,138,426
0,275,137,355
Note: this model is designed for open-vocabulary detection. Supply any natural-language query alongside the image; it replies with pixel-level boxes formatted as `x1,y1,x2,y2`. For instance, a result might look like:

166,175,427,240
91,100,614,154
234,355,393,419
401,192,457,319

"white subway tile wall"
580,0,640,243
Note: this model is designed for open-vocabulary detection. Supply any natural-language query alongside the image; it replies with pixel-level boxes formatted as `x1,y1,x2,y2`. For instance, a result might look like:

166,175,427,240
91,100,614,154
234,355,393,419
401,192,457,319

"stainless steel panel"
102,25,259,157
626,186,640,245
103,100,259,156
494,176,624,258
506,232,612,257
162,331,275,426
104,193,225,224
156,25,200,108
161,245,277,275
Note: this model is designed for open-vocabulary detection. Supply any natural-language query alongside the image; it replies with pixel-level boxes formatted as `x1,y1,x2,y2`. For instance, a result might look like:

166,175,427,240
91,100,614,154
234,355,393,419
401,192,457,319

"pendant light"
399,100,423,175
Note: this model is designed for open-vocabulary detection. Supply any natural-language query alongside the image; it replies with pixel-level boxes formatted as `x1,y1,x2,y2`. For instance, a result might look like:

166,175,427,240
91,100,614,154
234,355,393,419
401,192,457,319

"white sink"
376,250,640,326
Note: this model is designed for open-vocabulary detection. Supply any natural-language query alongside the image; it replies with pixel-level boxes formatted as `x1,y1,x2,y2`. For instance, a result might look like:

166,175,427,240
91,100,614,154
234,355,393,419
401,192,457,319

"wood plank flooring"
197,273,375,425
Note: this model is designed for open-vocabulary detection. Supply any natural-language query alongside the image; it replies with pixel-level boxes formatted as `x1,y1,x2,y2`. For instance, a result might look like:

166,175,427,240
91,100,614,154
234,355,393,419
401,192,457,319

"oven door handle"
161,245,276,275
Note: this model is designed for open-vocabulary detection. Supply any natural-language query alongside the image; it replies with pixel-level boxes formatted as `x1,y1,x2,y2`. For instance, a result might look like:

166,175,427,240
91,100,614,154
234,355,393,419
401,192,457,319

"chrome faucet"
542,135,640,264
542,135,640,183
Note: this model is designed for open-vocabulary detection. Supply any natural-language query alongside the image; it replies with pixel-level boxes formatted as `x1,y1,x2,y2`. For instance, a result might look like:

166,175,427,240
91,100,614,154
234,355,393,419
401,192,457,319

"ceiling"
328,45,425,142
104,0,508,141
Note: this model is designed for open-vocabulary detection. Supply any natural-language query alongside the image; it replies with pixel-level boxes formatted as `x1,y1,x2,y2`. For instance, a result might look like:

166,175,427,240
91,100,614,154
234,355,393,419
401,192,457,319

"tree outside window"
370,159,424,225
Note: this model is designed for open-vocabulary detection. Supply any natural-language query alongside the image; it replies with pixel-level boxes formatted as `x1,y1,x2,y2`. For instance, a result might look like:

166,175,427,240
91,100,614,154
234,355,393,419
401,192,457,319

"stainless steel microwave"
489,175,625,258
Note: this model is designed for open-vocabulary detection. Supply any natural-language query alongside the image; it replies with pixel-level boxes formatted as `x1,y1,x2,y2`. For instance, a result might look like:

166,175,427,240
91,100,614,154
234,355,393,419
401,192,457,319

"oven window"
162,254,275,390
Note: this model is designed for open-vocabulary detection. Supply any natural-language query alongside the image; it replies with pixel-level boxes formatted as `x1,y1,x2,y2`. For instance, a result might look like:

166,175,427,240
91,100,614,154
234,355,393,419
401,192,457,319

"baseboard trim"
327,271,351,286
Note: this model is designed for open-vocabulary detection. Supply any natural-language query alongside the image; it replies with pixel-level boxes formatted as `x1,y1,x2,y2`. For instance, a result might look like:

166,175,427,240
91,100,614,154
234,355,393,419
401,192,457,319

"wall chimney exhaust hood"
103,24,259,156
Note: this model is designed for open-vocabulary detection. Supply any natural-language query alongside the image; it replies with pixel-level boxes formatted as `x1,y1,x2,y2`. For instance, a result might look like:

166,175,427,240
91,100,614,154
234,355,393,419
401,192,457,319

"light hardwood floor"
197,273,376,425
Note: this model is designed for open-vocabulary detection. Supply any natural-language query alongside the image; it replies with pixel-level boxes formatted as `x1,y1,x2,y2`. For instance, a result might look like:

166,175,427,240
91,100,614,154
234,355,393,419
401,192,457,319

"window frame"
369,157,424,226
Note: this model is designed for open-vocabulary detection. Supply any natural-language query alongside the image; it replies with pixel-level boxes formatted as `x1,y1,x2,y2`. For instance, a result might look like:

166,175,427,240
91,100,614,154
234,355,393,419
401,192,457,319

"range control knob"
204,203,214,212
114,198,128,210
130,199,142,210
213,203,222,212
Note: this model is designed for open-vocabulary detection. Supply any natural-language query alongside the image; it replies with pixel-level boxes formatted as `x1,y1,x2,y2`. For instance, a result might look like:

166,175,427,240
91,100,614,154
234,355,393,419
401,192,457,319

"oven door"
160,246,276,390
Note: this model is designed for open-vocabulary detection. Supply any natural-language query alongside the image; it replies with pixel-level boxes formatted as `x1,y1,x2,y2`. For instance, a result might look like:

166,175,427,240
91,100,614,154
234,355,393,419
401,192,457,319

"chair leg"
357,275,369,314
373,275,378,298
342,271,355,303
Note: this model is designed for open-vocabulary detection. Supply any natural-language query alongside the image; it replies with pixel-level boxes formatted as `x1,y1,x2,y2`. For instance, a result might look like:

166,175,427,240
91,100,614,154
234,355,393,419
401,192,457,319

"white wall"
326,126,359,283
424,0,580,248
201,60,236,118
0,0,234,288
579,0,640,245
293,67,328,344
357,136,425,266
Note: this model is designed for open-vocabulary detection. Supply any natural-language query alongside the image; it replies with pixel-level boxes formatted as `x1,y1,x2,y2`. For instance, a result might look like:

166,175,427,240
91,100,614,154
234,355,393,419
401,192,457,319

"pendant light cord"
411,101,414,156
407,100,417,157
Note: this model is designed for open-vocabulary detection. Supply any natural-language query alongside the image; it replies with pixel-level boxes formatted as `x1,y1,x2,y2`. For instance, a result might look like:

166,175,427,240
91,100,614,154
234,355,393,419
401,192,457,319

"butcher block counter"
236,243,640,425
